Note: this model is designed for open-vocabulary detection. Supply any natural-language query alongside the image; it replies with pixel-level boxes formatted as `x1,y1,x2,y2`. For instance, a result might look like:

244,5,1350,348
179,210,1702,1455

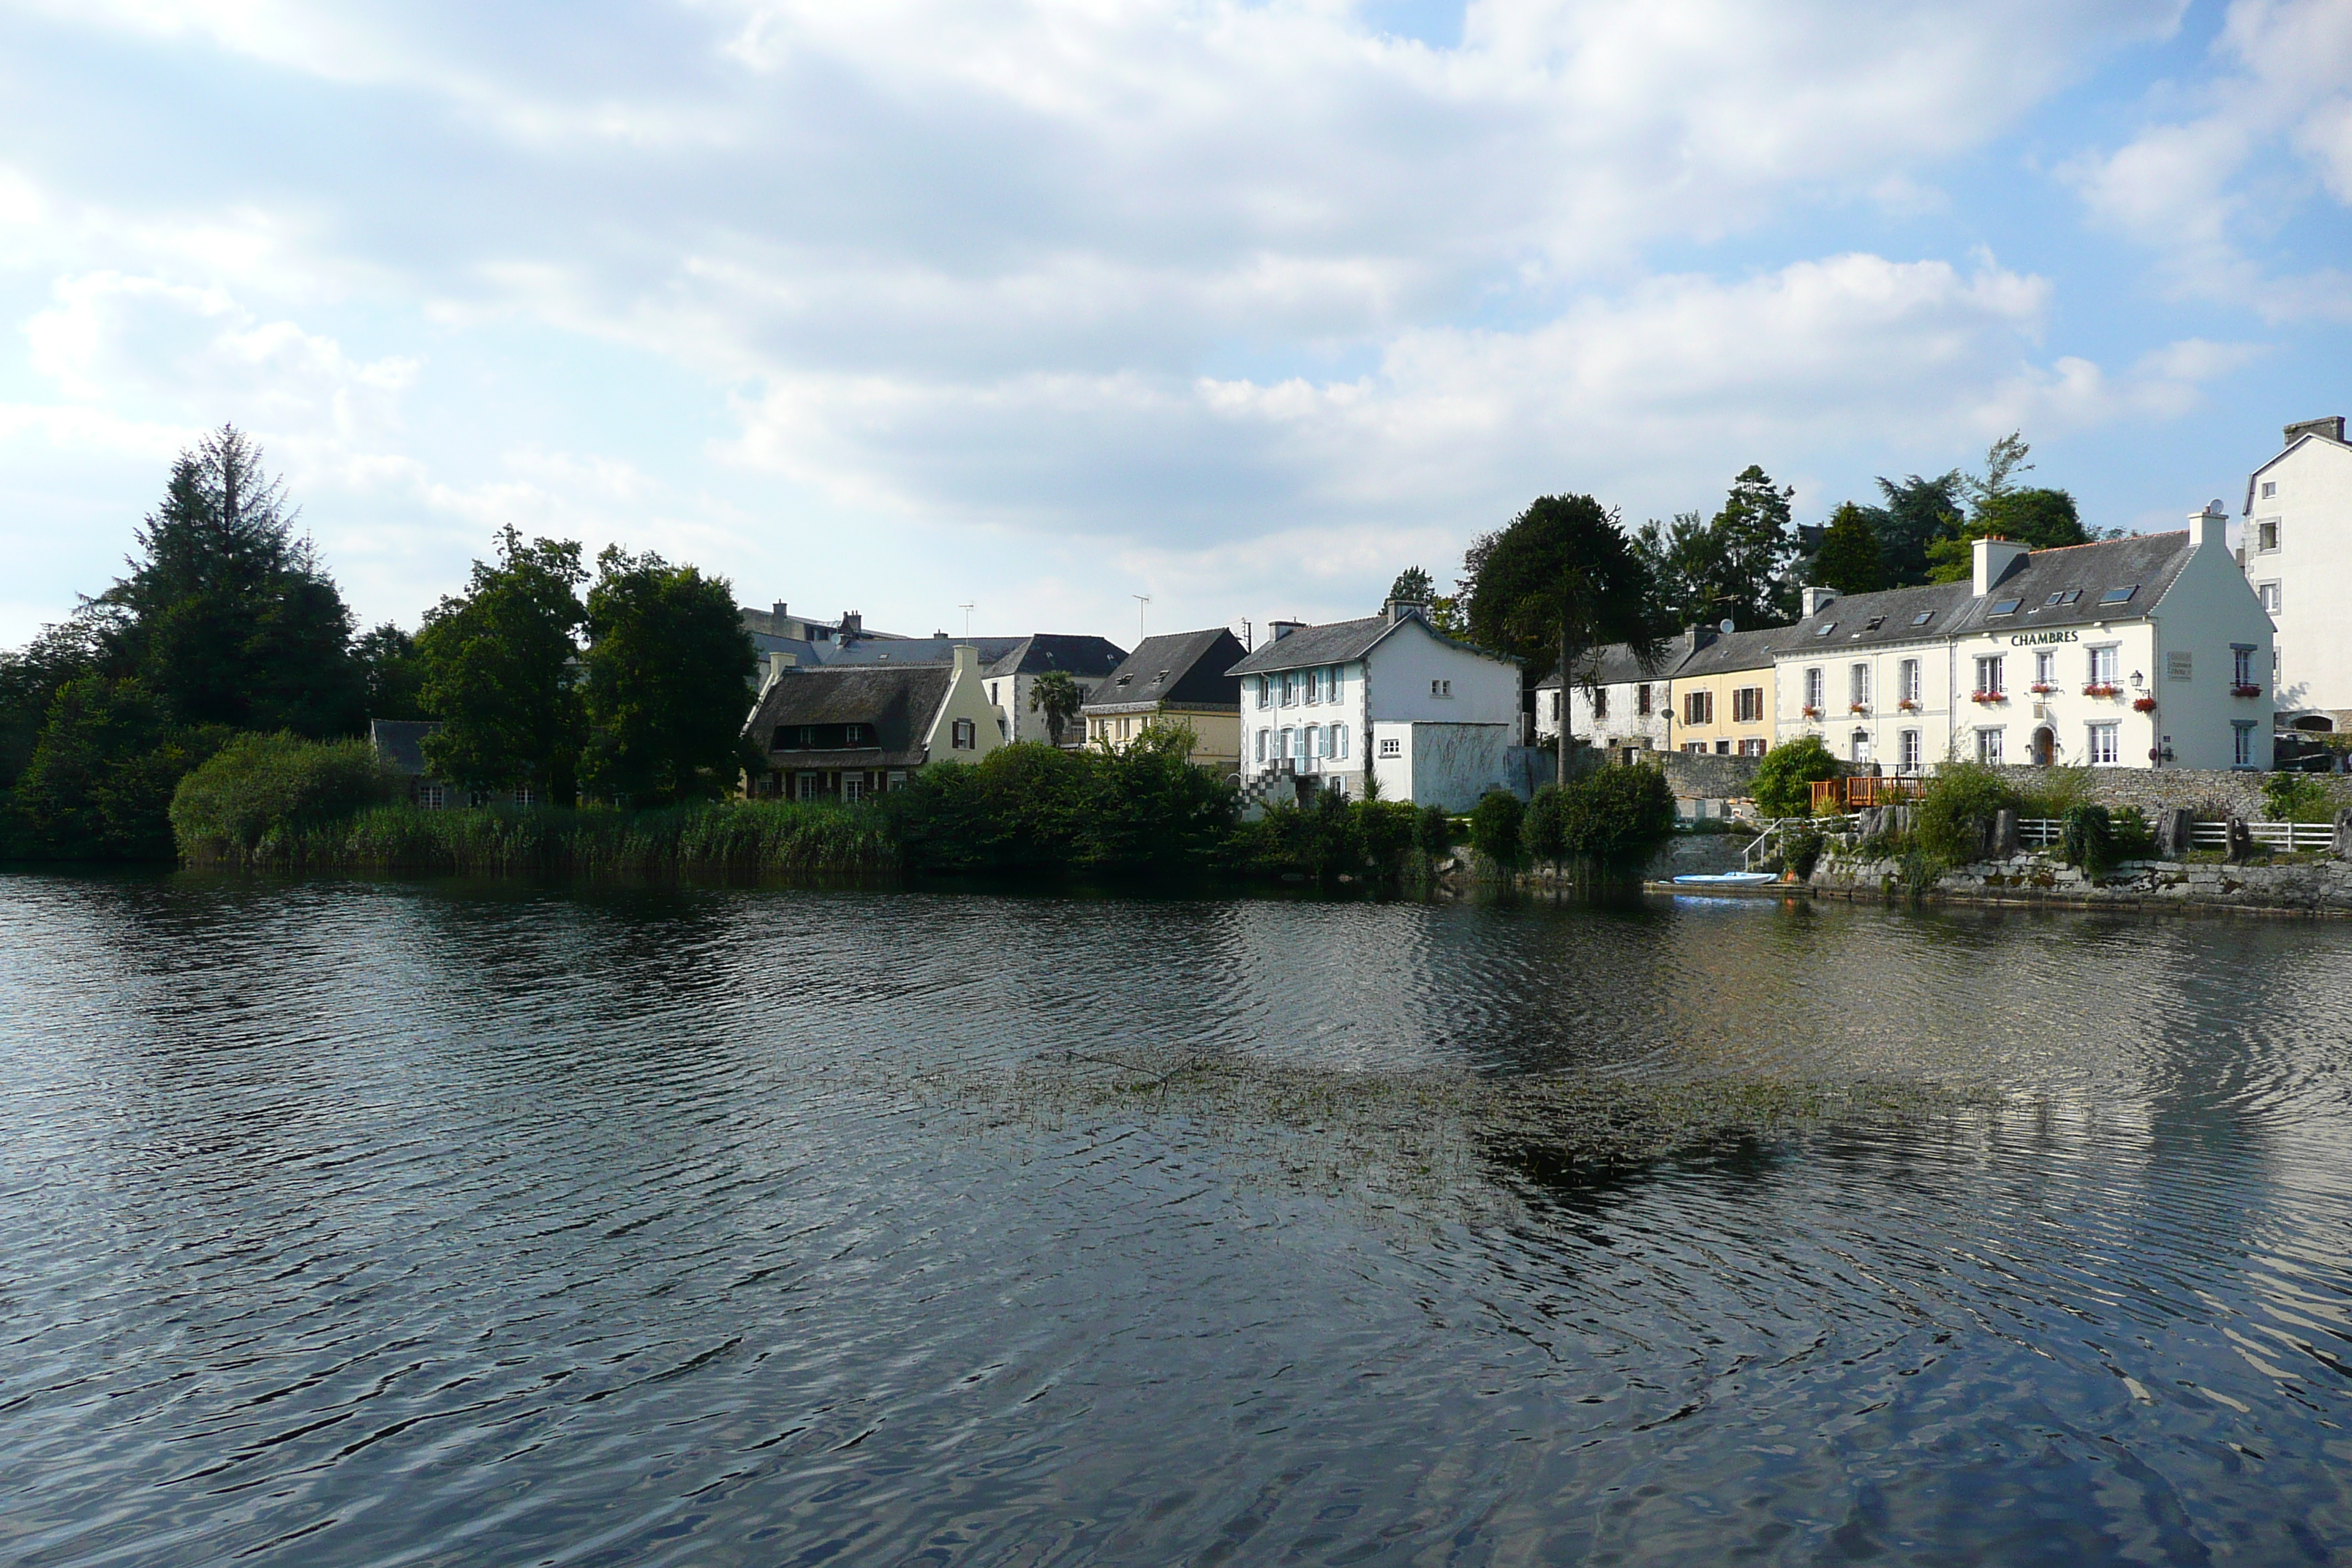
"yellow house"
1666,627,1782,756
1081,627,1248,772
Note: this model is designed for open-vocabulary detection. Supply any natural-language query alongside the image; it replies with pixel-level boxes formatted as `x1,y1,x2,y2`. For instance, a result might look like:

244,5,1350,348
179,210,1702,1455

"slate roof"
987,634,1130,679
745,666,953,769
1226,611,1516,676
808,633,1128,679
1534,640,1686,692
1668,626,1789,681
1083,628,1247,714
1940,532,2196,636
1774,579,1978,653
369,718,440,777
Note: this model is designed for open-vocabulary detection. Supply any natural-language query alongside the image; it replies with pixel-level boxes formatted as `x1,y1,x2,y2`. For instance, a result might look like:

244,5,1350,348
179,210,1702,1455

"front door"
2032,727,2055,766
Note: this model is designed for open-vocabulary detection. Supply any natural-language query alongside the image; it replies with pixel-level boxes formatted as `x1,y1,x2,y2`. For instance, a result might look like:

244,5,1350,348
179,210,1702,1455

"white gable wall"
2244,435,2352,718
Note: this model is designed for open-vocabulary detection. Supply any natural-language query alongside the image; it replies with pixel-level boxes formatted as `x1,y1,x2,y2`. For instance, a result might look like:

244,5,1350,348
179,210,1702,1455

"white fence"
1745,814,2338,869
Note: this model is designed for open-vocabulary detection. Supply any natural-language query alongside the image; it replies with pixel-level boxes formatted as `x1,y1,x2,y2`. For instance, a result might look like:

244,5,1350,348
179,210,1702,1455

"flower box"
2082,682,2119,698
2231,683,2263,698
2029,682,2057,695
1970,690,2005,705
1896,698,1919,712
2132,696,2158,713
1849,703,1869,715
1801,705,1822,719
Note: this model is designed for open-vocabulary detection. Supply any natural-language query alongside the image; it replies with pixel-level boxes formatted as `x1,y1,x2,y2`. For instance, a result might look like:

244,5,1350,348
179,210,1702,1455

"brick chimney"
2284,415,2345,445
1972,536,2029,597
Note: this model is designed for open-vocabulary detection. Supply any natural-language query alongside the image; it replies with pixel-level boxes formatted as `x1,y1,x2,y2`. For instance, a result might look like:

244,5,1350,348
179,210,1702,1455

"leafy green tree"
1871,471,1965,587
1707,465,1800,627
1385,566,1433,606
1812,502,1887,595
16,676,229,859
1462,494,1665,784
578,547,758,807
1028,669,1085,745
1751,735,1839,818
355,623,429,720
1526,766,1676,884
94,426,364,736
1629,510,1721,629
1923,489,2089,581
1468,790,1524,866
415,529,587,803
0,615,104,789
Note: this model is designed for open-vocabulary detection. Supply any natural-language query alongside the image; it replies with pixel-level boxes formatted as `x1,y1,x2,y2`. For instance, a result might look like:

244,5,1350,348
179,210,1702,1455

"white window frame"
1899,659,1921,705
2234,722,2258,768
2261,480,2277,500
1850,729,1871,764
1255,676,1270,709
1280,725,1296,759
2087,645,2119,686
1975,728,2004,764
2033,650,2055,687
796,773,818,801
2258,581,2282,616
1254,728,1267,763
1379,736,1400,758
1803,667,1823,712
2087,722,2119,766
1975,655,2004,697
1850,663,1869,708
1899,729,1922,773
1332,723,1349,759
2257,517,2280,551
952,718,976,750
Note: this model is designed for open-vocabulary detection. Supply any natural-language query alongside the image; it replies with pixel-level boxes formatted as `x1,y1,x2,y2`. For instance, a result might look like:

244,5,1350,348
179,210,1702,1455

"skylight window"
2100,586,2137,605
2061,590,2083,605
2044,592,2065,606
1865,616,1885,630
1989,598,2022,616
1814,622,1836,637
1910,612,1934,626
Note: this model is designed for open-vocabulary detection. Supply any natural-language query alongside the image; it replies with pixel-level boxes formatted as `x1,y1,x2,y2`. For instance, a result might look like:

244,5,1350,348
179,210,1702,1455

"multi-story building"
1776,509,2274,771
812,632,1128,747
1667,627,1784,757
1533,638,1687,755
1228,601,1521,809
1082,627,1248,770
745,643,1004,800
2242,415,2352,729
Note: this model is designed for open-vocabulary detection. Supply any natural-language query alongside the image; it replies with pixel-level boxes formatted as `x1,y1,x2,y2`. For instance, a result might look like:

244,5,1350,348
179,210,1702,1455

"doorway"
2031,727,2056,766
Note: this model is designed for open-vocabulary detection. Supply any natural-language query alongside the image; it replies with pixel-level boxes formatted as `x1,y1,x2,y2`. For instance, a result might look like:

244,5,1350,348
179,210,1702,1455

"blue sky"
0,0,2346,649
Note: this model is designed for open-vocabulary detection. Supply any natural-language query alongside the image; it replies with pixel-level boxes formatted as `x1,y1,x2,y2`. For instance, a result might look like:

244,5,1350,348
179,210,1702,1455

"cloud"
2062,0,2352,320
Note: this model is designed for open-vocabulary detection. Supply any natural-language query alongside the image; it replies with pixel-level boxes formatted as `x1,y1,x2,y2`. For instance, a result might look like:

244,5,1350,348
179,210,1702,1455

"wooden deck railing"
1808,775,1927,813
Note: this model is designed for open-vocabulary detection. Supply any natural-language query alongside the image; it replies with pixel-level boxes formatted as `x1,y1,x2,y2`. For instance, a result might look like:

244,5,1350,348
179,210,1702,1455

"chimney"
951,642,981,681
840,611,863,638
1801,586,1839,618
1384,598,1425,626
1270,619,1305,643
1683,623,1719,654
2284,415,2345,445
1972,536,2029,597
766,650,797,682
772,600,787,620
2190,499,2228,554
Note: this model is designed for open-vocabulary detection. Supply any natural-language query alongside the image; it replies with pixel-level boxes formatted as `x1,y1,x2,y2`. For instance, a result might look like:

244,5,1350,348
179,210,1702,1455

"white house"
1776,509,2274,772
1226,602,1522,810
1531,633,1703,754
2242,415,2352,729
814,632,1128,747
744,642,1004,800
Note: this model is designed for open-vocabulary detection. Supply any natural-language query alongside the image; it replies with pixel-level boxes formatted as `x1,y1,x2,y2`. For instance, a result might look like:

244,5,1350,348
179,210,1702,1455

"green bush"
2059,802,2115,874
1780,827,1826,880
1469,790,1525,866
2111,806,2157,860
171,731,400,865
1227,791,1424,881
1521,766,1677,883
2263,772,2340,823
1752,736,1838,818
1522,784,1567,864
1915,763,2021,864
1414,802,1453,857
2019,766,2093,821
16,676,232,860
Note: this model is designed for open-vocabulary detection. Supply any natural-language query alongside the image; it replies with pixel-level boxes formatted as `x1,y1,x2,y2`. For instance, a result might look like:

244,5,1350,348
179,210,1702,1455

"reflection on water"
4,872,2351,1564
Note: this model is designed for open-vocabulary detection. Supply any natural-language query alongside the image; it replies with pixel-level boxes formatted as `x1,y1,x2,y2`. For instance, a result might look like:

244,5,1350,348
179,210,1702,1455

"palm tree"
1028,670,1085,746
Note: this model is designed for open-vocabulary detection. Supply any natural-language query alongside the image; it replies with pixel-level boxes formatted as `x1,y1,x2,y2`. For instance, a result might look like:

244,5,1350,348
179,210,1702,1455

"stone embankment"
1809,851,2352,915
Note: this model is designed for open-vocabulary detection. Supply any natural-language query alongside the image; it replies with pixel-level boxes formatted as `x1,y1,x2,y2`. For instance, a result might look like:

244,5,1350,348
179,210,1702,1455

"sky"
0,0,2347,651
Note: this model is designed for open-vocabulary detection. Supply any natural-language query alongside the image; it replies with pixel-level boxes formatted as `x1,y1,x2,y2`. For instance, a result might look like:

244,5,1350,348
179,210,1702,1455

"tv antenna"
959,602,974,637
1133,594,1150,641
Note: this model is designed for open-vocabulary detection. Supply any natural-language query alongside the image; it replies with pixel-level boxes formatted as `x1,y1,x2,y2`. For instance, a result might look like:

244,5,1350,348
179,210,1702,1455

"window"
1431,679,1452,697
2168,652,2193,682
1975,655,2004,696
1850,730,1872,764
1684,742,1708,755
2262,480,2277,499
990,682,999,704
1333,724,1349,759
843,775,864,803
1865,616,1885,631
512,784,537,810
2259,581,2281,615
2100,586,2138,605
1989,598,2022,617
2234,647,2255,687
1594,687,1609,720
2088,646,2118,686
2059,589,2082,606
1549,690,1561,721
2087,723,2119,765
1739,738,1766,758
952,718,977,750
1733,686,1763,723
796,773,818,801
2034,650,2054,687
419,783,447,810
1280,726,1296,759
1281,673,1297,706
1899,659,1921,704
1814,622,1836,638
1683,689,1714,725
1911,611,1935,627
1803,667,1823,711
1329,665,1345,701
1307,725,1324,759
1256,676,1271,709
2044,592,2065,607
1715,739,1732,755
1254,728,1267,763
1975,728,2004,764
1637,684,1652,716
1849,663,1869,708
1899,730,1922,773
2235,722,2258,768
2257,519,2280,552
1379,736,1401,758
1306,669,1322,706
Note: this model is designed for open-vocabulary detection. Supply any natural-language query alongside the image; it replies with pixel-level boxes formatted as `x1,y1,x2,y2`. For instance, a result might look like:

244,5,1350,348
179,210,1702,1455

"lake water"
4,870,2351,1565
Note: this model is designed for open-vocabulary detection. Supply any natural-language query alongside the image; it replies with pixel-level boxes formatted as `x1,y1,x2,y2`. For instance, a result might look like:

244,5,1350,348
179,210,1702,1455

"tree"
1924,489,2089,581
16,676,229,859
355,623,429,720
415,529,587,802
1461,494,1665,785
94,426,364,736
0,615,104,789
1812,503,1887,595
1630,511,1722,629
1707,465,1799,627
1385,566,1434,606
1872,472,1965,587
579,547,758,807
1751,736,1839,818
1028,669,1085,745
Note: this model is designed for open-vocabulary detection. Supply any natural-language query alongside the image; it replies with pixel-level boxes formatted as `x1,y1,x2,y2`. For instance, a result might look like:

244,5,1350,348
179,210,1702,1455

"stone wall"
1656,752,1763,802
1974,765,2352,821
1810,848,2352,913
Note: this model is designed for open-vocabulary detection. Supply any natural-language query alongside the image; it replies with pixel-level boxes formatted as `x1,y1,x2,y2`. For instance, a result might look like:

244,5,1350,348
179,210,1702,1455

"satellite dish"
1719,619,1734,635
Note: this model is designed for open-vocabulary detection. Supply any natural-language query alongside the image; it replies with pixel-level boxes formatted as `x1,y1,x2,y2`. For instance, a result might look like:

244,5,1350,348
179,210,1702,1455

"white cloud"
2063,0,2352,320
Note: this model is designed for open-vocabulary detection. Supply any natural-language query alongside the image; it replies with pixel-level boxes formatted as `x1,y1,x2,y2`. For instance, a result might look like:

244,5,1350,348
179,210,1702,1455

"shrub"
1414,802,1453,857
171,731,400,864
1915,763,2021,864
1226,791,1422,881
1780,827,1826,880
20,677,233,861
2059,803,2115,874
1521,766,1676,883
1752,736,1838,818
1521,784,1567,864
2262,772,2340,823
2020,766,2092,821
1469,790,1525,866
2111,806,2157,861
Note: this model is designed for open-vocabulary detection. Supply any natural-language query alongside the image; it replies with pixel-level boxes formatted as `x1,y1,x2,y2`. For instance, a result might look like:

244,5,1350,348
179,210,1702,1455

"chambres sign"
2008,630,2082,647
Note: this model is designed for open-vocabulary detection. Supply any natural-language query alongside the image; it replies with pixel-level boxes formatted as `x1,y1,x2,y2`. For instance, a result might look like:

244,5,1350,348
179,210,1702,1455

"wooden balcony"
1809,775,1926,813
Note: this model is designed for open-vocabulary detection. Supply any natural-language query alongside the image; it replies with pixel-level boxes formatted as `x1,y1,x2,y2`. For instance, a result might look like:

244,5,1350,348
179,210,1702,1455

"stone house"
744,644,1003,801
